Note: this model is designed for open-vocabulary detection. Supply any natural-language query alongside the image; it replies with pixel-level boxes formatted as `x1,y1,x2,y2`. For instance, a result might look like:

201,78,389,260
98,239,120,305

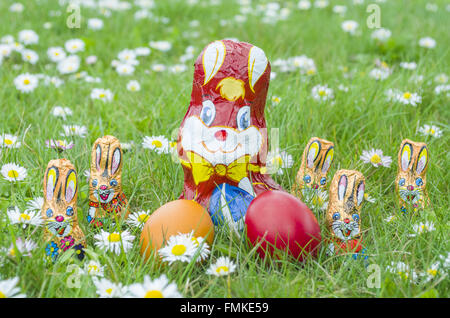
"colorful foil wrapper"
326,169,365,254
292,137,334,200
396,139,429,213
41,158,86,261
88,135,129,227
177,40,283,232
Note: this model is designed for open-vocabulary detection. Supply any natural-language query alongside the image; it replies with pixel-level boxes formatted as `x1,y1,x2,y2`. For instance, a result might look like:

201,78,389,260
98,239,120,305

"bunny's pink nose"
100,185,107,190
55,216,64,222
407,185,414,191
344,218,350,224
214,130,228,141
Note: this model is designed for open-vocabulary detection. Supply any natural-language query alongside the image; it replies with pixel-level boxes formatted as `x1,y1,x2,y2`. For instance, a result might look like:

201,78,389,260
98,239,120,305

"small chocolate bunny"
326,169,365,254
42,159,86,261
87,135,129,227
396,139,429,213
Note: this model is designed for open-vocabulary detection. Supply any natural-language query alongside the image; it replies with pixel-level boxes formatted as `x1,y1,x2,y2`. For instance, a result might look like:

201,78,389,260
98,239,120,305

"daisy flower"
417,124,443,138
5,237,38,257
314,0,329,8
434,73,448,84
83,260,105,277
18,29,39,45
434,84,450,96
7,206,43,228
126,210,151,228
47,47,66,62
1,134,21,148
271,95,281,106
341,20,359,35
360,149,392,168
1,163,28,182
206,256,237,277
126,274,182,298
61,125,88,138
371,28,391,42
409,221,436,237
14,73,39,93
265,149,294,175
364,193,376,203
151,63,167,72
90,88,114,102
57,55,80,74
369,68,390,81
418,37,436,49
9,3,24,12
0,277,26,298
311,84,334,102
117,49,138,64
134,47,151,56
396,91,422,106
386,261,419,282
400,62,417,70
21,49,39,64
421,262,442,283
121,141,135,151
46,139,74,151
149,41,172,52
64,38,85,53
94,230,135,255
26,197,44,211
142,135,169,154
439,253,450,269
0,44,13,58
93,277,128,298
86,55,98,65
126,80,141,92
116,63,135,76
302,188,329,211
158,233,197,264
88,18,104,30
51,106,72,119
185,231,210,262
298,0,311,10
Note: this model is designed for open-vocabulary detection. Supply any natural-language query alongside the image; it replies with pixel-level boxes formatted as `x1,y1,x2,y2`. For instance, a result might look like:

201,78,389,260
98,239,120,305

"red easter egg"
245,190,321,261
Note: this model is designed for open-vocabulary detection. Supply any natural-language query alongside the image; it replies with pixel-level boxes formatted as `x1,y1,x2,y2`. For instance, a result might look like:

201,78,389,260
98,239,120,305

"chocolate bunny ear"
416,146,428,175
321,147,334,173
400,142,413,171
202,40,226,86
111,147,121,175
356,180,365,206
65,169,77,203
338,174,347,201
95,144,101,171
307,140,321,168
45,166,59,201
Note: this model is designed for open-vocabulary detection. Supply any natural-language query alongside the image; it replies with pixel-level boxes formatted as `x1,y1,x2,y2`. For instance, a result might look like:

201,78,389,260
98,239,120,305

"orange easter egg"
140,199,214,261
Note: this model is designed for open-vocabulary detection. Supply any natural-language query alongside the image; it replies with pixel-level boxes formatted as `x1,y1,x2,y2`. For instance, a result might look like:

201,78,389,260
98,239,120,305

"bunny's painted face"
327,170,365,242
90,136,123,204
396,139,428,209
42,159,78,238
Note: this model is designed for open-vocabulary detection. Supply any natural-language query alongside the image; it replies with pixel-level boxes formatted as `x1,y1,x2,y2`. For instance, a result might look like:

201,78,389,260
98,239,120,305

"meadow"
0,0,448,298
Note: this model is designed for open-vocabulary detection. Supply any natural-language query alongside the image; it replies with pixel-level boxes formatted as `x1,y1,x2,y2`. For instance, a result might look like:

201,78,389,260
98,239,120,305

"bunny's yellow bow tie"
180,151,261,185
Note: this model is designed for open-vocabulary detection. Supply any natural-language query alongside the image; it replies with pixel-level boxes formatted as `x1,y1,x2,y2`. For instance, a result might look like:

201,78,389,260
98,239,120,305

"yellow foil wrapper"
396,139,429,212
41,159,86,259
292,137,334,199
88,135,129,226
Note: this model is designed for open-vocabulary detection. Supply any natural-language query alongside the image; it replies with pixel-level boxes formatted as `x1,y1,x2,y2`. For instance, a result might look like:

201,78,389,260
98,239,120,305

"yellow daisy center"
145,290,164,298
20,213,31,221
312,195,324,206
216,266,229,274
152,140,163,148
8,170,19,178
88,265,99,274
370,154,382,164
0,291,6,298
137,214,149,223
307,68,316,75
106,288,113,295
430,128,435,134
171,244,186,256
427,269,437,276
99,93,106,98
108,233,121,242
191,237,199,246
403,92,412,99
318,89,327,96
9,248,16,257
4,139,13,145
23,79,30,85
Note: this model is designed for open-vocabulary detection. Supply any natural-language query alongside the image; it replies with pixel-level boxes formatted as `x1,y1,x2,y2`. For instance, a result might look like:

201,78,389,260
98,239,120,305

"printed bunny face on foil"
326,170,365,243
42,159,85,249
396,139,429,212
292,137,334,199
88,135,129,227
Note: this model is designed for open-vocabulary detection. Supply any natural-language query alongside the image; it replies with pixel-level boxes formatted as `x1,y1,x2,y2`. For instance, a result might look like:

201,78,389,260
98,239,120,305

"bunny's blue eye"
303,175,311,184
110,179,118,187
236,106,251,131
200,100,216,126
66,206,74,216
46,209,53,218
320,177,326,185
399,178,405,186
415,178,423,187
92,179,98,187
352,213,360,222
332,212,340,220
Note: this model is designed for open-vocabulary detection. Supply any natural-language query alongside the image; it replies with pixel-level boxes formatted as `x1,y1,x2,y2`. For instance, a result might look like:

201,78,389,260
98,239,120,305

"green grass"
0,0,449,298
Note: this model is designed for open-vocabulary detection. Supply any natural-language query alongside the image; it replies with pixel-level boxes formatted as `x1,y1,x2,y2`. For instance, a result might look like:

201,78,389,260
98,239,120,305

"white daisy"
57,55,80,74
434,73,448,84
298,0,311,10
271,96,281,106
47,47,66,62
364,193,376,203
88,18,104,30
86,55,98,65
314,0,329,8
0,277,26,298
418,124,443,138
116,63,135,76
14,73,39,93
151,63,167,72
184,231,211,262
1,163,28,182
1,134,21,148
438,253,450,269
360,149,392,168
158,233,197,264
341,20,359,35
134,47,151,56
18,29,39,45
142,135,169,154
386,261,419,282
418,37,436,49
311,84,334,102
206,256,237,277
21,49,39,64
83,260,105,277
302,188,329,211
52,106,73,120
369,67,390,80
6,237,38,257
169,64,188,73
126,210,151,228
265,149,294,175
149,41,172,52
409,221,436,237
64,38,85,53
7,206,43,228
126,80,141,92
0,44,13,58
9,3,24,13
399,62,417,70
421,262,442,283
371,28,391,42
93,277,128,298
126,274,182,298
61,124,88,138
90,88,114,102
333,5,347,15
121,141,135,151
434,84,450,96
395,91,422,106
117,49,138,64
94,230,135,255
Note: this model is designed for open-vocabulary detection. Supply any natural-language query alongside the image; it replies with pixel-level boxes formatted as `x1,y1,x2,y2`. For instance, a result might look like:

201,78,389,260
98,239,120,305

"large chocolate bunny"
42,159,86,261
326,169,365,255
396,139,429,213
87,135,129,227
292,137,334,200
